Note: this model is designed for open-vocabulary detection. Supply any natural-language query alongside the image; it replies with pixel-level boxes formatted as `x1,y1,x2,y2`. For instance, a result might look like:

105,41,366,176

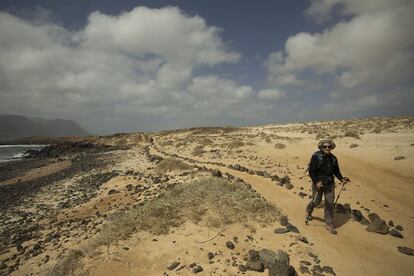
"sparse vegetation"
192,145,205,156
227,140,244,149
274,143,286,149
92,177,280,248
154,157,192,173
48,250,85,276
343,130,360,139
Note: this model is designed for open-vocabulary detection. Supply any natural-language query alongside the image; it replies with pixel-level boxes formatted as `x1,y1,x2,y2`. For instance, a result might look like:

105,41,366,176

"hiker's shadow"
333,211,351,228
311,212,350,228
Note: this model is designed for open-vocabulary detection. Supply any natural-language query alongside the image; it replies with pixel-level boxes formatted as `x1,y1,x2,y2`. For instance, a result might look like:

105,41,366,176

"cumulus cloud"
0,6,286,133
267,0,414,114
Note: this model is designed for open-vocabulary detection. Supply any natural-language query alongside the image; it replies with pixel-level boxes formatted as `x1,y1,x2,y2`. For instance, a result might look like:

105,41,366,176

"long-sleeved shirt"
308,151,343,185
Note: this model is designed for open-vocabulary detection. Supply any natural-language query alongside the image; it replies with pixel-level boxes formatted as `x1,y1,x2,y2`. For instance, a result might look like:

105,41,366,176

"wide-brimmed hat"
318,139,336,150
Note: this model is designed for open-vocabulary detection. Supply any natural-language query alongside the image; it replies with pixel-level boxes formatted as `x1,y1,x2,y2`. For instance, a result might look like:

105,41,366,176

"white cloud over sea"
0,6,288,133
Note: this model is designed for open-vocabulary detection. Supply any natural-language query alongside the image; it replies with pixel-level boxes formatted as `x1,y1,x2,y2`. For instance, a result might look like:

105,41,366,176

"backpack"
306,151,337,172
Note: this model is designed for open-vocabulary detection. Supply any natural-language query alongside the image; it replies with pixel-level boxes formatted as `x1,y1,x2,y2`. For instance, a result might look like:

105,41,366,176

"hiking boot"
305,213,313,222
325,223,337,234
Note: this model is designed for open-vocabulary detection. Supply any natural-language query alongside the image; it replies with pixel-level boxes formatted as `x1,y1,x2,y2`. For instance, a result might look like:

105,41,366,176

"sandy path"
150,143,414,276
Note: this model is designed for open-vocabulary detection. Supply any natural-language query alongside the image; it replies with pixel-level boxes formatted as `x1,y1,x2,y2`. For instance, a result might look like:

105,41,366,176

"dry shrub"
198,137,214,146
227,140,244,149
264,137,272,144
92,177,280,246
48,250,85,276
160,140,174,147
372,126,382,133
315,133,325,140
274,143,286,149
343,130,360,139
155,158,192,173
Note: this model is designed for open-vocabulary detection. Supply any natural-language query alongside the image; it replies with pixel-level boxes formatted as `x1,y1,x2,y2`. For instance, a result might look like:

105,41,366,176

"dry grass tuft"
192,145,205,156
274,143,286,149
343,131,360,139
227,140,245,149
48,250,85,276
92,177,280,247
154,158,192,173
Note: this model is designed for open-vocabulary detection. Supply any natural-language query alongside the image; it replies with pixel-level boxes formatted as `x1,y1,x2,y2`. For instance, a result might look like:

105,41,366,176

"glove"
316,181,323,189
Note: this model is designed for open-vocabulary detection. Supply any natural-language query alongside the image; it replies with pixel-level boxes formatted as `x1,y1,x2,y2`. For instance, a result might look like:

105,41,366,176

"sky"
0,0,413,134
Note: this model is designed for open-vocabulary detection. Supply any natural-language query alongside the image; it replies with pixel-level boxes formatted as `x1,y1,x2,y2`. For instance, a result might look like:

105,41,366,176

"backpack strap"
313,151,324,169
306,151,324,172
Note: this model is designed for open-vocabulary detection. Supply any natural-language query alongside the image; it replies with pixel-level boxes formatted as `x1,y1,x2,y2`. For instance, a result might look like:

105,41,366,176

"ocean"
0,145,46,163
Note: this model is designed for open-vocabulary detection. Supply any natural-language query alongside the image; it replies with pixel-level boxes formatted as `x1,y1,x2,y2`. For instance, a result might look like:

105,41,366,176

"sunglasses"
322,145,333,149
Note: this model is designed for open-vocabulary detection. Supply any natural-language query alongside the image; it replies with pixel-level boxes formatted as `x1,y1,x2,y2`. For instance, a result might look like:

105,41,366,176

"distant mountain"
0,114,90,142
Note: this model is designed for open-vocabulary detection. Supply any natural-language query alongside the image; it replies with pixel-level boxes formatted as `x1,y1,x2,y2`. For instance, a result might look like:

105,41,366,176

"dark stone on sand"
366,213,389,234
259,249,278,269
351,209,369,225
238,264,247,272
396,225,403,231
298,236,309,244
286,223,299,233
274,228,289,234
397,246,414,256
107,189,120,195
322,265,336,275
279,215,288,226
166,261,180,270
208,252,214,260
226,241,235,249
300,260,312,266
211,169,222,177
192,265,203,273
246,260,264,272
248,249,260,261
285,183,294,190
268,261,296,276
280,175,291,184
299,265,310,274
389,229,403,239
298,192,307,198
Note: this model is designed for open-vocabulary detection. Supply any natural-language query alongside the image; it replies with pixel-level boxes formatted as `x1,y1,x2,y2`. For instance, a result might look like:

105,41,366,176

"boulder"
246,260,264,272
397,246,414,256
166,261,180,270
351,209,369,225
259,249,278,269
366,213,389,234
268,261,296,276
389,229,403,239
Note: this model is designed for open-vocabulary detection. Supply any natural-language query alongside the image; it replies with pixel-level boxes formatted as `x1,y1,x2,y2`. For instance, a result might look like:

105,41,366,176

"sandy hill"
0,115,413,276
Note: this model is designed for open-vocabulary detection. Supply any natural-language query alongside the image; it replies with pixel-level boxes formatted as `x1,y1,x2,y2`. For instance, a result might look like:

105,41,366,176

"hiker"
305,139,349,234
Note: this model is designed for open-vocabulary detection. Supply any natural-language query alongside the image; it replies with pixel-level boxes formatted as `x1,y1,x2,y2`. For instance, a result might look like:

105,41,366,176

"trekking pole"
334,178,350,209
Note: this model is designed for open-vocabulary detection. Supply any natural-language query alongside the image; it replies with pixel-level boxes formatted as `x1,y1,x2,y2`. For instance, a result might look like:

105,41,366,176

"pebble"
397,246,414,256
226,241,235,249
166,261,180,270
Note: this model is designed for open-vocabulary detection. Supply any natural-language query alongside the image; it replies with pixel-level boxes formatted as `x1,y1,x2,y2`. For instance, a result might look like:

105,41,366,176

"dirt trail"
149,144,414,276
